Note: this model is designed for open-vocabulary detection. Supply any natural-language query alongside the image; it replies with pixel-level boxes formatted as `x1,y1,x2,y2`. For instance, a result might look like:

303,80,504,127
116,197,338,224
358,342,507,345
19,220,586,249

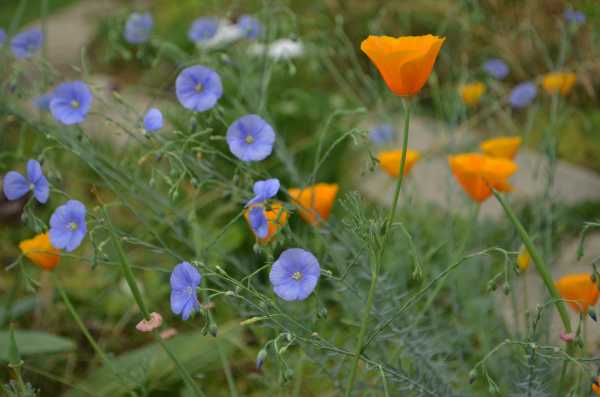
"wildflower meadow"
2,0,600,396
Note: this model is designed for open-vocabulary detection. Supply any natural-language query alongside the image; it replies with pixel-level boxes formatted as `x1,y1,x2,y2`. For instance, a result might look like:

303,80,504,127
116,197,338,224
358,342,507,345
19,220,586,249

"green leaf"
0,330,75,362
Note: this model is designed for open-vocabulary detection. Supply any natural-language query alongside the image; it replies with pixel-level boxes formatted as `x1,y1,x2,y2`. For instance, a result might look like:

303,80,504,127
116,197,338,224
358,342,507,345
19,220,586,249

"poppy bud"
589,308,597,322
502,283,511,295
468,369,477,384
256,348,268,370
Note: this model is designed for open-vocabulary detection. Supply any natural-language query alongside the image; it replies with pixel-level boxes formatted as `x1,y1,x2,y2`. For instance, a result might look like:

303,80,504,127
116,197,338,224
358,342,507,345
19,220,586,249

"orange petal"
480,136,522,159
288,183,339,226
378,149,421,177
459,82,486,106
542,72,577,96
555,273,599,313
19,233,60,271
244,202,288,243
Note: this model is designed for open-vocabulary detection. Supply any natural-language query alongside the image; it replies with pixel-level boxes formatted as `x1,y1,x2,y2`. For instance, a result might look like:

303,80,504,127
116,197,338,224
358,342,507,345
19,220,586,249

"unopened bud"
256,348,268,370
589,308,597,322
209,323,218,337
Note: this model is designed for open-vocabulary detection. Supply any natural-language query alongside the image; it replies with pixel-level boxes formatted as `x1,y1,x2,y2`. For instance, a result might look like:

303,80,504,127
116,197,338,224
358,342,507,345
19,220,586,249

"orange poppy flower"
244,202,288,243
480,136,522,160
448,153,518,203
542,72,577,96
360,35,445,97
555,273,599,313
593,375,600,395
459,82,486,106
516,245,531,272
19,232,60,271
378,150,421,178
288,183,339,226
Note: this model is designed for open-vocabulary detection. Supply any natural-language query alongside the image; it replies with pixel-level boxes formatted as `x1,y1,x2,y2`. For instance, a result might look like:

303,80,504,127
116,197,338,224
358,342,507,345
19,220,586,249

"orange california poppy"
448,153,518,203
244,202,288,243
288,183,339,226
19,232,60,271
556,273,599,313
378,150,421,178
593,375,600,395
360,34,445,97
459,82,486,106
480,136,522,160
542,72,577,96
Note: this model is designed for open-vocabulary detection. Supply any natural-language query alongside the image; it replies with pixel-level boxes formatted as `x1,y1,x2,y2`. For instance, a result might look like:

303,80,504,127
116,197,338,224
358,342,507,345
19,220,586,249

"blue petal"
226,115,276,162
170,262,201,290
143,108,163,132
33,176,49,204
3,171,29,200
247,178,280,206
181,296,200,320
124,12,153,44
49,228,71,250
170,289,188,315
175,65,222,112
249,207,268,238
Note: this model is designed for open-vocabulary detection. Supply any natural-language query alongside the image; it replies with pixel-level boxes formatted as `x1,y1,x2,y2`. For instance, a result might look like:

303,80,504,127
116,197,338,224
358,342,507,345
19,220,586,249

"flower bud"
256,348,268,370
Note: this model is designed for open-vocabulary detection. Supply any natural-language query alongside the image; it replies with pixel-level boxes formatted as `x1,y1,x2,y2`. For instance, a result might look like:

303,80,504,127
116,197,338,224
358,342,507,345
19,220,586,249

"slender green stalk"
344,99,411,396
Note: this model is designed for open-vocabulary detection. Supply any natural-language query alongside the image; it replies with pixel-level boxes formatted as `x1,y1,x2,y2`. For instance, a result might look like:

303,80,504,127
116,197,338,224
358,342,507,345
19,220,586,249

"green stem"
344,99,411,397
492,190,571,333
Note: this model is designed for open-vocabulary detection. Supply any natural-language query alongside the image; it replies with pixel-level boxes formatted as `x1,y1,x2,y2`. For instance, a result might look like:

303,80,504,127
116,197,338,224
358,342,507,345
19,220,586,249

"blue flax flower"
249,207,268,238
175,65,222,112
564,9,586,24
188,17,219,43
124,12,153,44
170,262,201,320
370,123,394,144
50,81,93,125
143,108,163,132
3,159,49,203
509,82,537,109
10,27,43,59
226,114,276,162
246,178,280,207
483,58,509,80
0,29,6,46
237,15,263,39
49,200,87,252
270,248,320,301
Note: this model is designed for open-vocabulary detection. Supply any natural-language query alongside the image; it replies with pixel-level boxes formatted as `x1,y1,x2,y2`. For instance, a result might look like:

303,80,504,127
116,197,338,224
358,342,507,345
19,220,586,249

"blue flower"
49,200,87,252
188,17,219,43
124,12,153,44
269,248,320,301
10,27,43,59
143,108,163,132
237,15,263,39
564,9,586,24
246,178,280,207
248,207,268,238
175,65,223,112
226,114,276,162
483,58,509,80
3,159,49,203
50,81,93,125
370,123,394,145
0,29,6,46
170,262,201,320
509,82,537,109
33,93,53,111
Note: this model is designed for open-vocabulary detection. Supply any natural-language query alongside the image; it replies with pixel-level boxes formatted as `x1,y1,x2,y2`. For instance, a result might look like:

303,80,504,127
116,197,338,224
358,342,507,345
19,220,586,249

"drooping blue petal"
3,171,29,200
170,289,188,315
170,262,201,290
249,207,268,238
169,262,202,320
124,12,153,44
246,178,280,206
226,114,276,162
33,93,53,111
33,176,49,204
10,28,43,59
181,296,200,320
143,108,163,132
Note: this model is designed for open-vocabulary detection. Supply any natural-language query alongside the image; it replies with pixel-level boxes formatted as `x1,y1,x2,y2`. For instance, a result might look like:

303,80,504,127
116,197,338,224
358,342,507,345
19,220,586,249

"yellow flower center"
68,222,78,231
292,271,303,281
245,135,255,144
195,83,204,93
70,100,80,109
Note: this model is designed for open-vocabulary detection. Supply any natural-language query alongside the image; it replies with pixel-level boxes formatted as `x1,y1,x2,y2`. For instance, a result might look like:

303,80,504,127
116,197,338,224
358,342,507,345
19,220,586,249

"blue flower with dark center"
170,262,201,320
237,15,263,39
3,159,49,204
483,58,509,80
188,17,219,43
49,200,87,252
226,114,276,162
509,82,537,109
269,248,321,301
246,178,280,207
0,29,6,46
370,124,394,144
248,206,268,238
124,12,153,44
33,92,53,111
50,81,93,125
175,65,223,112
564,9,586,24
10,27,43,59
143,108,163,132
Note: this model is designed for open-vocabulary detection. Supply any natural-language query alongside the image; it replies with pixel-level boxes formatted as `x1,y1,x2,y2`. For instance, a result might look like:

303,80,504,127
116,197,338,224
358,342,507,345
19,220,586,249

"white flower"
267,39,304,60
197,20,243,49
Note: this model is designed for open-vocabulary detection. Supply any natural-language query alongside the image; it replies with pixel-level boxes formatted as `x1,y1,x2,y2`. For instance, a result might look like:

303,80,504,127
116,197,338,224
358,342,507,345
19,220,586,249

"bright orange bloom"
542,72,577,95
288,183,339,226
360,35,445,96
556,273,599,313
244,202,288,243
593,375,600,395
459,82,486,106
448,153,518,203
378,150,421,178
19,233,60,271
480,136,522,160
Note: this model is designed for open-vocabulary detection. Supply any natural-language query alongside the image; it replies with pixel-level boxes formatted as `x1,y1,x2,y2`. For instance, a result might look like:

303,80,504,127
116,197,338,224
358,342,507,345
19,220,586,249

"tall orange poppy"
448,153,518,203
593,375,600,396
361,35,445,96
288,183,339,226
542,72,577,96
459,82,486,106
555,273,599,313
378,150,421,178
19,232,60,271
244,202,288,243
480,136,522,160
